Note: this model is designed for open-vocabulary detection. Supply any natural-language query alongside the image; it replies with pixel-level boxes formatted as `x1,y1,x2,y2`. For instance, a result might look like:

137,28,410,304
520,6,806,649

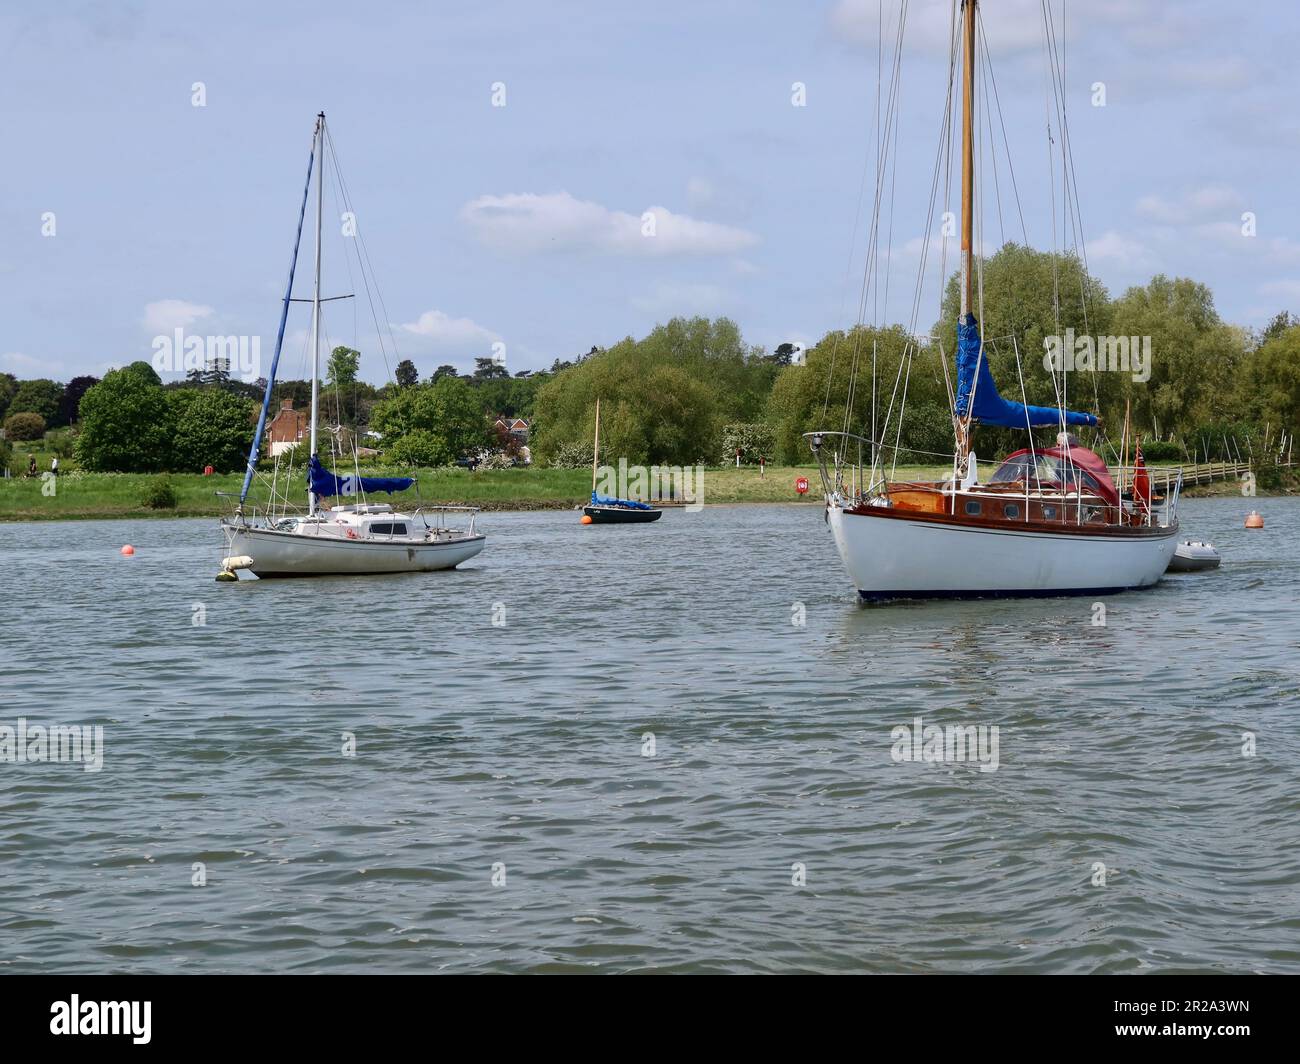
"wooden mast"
959,0,977,321
956,0,978,465
591,397,601,497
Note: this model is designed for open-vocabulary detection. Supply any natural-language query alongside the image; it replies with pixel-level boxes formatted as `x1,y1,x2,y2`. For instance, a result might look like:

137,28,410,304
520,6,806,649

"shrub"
480,450,515,470
385,430,454,468
547,440,594,469
720,422,776,464
3,411,46,440
141,475,178,509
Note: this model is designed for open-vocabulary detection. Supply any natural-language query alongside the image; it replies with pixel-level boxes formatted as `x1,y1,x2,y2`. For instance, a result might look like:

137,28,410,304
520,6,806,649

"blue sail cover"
954,313,1097,428
308,455,414,497
591,491,653,510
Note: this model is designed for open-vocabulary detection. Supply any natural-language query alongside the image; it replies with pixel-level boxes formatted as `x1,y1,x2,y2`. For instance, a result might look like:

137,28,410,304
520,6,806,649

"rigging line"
324,140,362,371
979,18,1029,245
842,1,909,443
889,346,914,483
1042,0,1099,415
979,37,1005,248
820,1,903,422
323,125,399,385
1038,0,1064,419
881,1,906,331
906,0,959,338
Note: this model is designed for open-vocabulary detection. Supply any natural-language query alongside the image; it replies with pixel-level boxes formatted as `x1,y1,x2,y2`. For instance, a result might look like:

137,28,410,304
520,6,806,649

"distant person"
26,454,37,478
51,456,59,477
759,455,766,479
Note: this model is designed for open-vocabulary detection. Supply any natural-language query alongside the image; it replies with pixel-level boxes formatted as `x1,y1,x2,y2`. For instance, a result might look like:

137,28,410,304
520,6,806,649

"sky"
2,0,1299,385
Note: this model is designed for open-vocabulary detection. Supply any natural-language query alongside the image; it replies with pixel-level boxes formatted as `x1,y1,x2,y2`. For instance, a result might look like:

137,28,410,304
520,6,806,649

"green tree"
168,388,256,472
327,346,360,387
371,375,489,460
473,356,509,380
9,378,65,427
531,317,773,465
58,375,100,424
386,429,454,467
0,372,16,421
395,359,419,388
1241,323,1300,433
75,362,172,472
1109,275,1246,436
766,324,935,464
3,411,46,441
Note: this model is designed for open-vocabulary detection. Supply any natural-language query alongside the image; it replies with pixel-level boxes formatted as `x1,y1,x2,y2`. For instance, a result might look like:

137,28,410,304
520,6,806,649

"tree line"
5,244,1298,473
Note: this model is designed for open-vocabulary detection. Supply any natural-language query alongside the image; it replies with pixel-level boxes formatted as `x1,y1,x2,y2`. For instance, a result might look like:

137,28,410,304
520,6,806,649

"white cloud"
398,310,502,353
142,299,214,334
460,191,759,257
1087,230,1155,270
1136,185,1242,225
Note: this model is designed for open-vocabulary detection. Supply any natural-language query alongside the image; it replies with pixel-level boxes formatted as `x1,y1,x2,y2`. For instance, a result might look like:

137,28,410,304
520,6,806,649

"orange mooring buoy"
120,544,135,555
1245,511,1264,529
580,514,593,525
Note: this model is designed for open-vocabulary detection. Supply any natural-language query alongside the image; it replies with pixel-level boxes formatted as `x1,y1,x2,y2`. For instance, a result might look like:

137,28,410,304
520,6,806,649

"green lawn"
0,464,860,520
3,457,1251,522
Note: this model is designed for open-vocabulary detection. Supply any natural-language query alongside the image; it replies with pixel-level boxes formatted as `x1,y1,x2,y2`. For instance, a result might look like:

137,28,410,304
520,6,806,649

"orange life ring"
345,528,358,539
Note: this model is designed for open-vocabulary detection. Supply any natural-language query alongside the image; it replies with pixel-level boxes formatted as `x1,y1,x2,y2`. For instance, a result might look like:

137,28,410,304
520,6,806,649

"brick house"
267,399,308,456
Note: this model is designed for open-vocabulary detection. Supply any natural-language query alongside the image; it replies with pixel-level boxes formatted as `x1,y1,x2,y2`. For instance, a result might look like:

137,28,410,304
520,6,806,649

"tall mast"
308,111,325,515
959,0,977,321
591,397,601,497
953,0,978,468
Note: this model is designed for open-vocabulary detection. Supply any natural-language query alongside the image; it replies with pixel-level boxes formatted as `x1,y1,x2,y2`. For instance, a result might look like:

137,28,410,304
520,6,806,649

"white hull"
223,523,486,577
827,498,1179,600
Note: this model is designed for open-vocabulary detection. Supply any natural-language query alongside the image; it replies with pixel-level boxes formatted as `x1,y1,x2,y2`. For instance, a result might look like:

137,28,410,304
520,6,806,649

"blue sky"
2,0,1298,384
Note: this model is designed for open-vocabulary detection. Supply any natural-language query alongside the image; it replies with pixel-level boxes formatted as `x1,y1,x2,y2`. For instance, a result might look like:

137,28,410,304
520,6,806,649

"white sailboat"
809,1,1181,601
218,113,486,579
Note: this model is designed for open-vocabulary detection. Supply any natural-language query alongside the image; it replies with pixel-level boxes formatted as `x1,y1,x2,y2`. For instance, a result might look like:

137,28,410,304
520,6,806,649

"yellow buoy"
580,514,593,525
120,544,135,555
1245,511,1264,529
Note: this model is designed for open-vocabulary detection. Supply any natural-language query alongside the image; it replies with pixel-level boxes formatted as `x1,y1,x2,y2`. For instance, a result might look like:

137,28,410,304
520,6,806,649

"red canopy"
999,445,1118,506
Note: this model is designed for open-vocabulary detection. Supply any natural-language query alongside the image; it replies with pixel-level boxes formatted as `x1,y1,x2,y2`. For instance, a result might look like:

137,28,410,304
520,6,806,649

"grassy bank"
0,464,868,521
4,461,1289,522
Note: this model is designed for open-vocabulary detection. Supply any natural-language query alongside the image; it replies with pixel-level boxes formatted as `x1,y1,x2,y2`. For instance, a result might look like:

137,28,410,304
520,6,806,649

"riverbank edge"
3,481,1294,522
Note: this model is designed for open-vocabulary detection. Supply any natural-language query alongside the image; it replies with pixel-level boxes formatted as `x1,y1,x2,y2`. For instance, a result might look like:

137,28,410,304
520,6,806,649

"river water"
1,498,1297,973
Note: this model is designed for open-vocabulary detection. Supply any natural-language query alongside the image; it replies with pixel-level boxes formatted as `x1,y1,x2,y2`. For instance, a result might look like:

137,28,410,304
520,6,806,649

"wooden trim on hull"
843,502,1176,541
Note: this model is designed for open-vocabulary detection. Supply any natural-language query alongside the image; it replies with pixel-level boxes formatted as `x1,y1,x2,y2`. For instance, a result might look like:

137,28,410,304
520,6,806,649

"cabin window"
1004,503,1020,519
964,500,981,515
1042,505,1057,520
369,523,407,536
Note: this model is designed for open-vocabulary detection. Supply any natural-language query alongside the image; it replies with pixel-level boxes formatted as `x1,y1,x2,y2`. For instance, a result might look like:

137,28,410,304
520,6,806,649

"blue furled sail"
954,313,1097,428
308,455,413,498
239,136,318,506
591,490,653,510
